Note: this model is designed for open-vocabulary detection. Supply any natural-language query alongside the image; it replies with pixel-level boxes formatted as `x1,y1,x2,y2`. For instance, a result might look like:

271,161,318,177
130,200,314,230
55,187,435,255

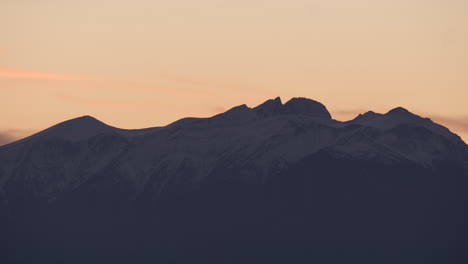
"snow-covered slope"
0,97,466,203
2,97,468,263
351,107,464,145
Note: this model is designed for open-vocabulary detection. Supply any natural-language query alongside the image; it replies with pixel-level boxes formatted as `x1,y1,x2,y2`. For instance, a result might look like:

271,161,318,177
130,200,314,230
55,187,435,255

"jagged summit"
254,97,284,116
251,97,332,119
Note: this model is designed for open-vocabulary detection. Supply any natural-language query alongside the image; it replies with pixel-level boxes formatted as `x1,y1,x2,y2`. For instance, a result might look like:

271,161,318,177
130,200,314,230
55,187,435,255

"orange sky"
1,0,467,145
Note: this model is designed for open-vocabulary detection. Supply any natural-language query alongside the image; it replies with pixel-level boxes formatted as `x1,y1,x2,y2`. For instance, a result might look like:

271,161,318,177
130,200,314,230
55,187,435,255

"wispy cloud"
160,73,268,96
0,128,36,146
331,108,368,121
427,115,468,134
0,133,16,146
0,66,97,81
211,106,228,114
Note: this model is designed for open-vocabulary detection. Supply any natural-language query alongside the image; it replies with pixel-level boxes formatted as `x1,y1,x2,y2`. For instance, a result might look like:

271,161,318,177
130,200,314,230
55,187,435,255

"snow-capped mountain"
1,97,467,263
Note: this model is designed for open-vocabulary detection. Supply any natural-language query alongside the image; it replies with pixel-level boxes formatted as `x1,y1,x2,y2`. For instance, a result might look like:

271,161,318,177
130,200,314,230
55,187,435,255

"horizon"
2,0,468,144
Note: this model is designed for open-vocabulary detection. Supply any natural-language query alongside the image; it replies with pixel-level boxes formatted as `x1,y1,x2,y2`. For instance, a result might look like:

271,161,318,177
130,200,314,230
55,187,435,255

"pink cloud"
0,66,97,81
107,81,235,100
0,66,249,101
55,93,156,111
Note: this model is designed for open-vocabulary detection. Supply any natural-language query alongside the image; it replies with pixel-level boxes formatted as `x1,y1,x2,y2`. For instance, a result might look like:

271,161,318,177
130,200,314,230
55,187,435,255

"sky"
1,0,467,145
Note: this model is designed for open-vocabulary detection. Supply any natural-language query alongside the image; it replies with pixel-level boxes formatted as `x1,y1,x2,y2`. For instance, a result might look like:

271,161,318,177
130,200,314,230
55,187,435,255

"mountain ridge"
1,97,468,263
0,97,466,196
2,96,465,148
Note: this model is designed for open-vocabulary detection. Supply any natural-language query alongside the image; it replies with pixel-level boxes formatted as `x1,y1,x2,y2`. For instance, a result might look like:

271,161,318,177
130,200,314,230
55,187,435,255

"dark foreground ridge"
1,97,467,263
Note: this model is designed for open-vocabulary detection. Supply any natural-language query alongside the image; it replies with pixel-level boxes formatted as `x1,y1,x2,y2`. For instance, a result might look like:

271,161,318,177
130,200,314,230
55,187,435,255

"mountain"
1,97,467,263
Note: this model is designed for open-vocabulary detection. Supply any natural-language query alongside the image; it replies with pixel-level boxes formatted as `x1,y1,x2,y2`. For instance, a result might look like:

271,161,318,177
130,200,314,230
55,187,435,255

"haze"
1,0,467,145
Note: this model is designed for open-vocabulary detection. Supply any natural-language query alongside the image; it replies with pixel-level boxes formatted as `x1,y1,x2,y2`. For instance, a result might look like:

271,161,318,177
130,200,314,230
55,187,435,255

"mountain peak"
66,115,100,123
254,97,284,116
56,115,106,128
354,111,381,121
228,104,249,112
34,115,114,141
273,96,282,103
259,96,283,106
386,107,411,116
213,104,252,122
252,97,332,119
284,97,332,119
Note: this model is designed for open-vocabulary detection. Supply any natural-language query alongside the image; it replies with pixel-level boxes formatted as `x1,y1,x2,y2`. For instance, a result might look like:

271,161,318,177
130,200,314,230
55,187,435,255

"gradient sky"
1,0,467,145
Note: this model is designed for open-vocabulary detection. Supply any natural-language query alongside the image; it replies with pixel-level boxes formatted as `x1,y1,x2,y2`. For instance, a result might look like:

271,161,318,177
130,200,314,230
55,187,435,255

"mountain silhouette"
1,97,467,263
